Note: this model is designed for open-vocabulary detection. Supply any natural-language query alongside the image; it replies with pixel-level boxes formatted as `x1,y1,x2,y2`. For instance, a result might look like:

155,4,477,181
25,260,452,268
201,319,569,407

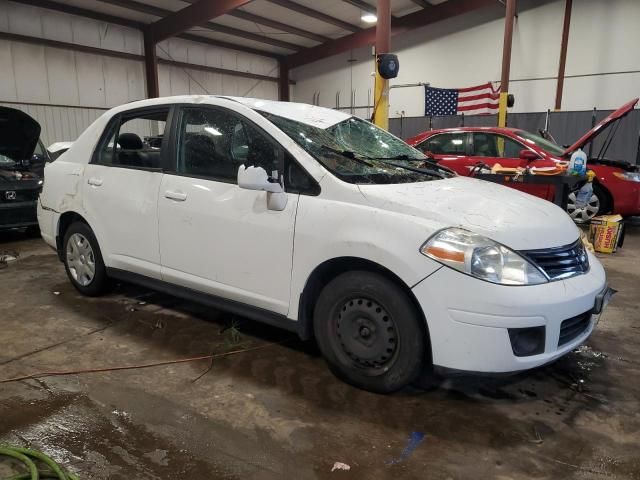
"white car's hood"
357,176,580,250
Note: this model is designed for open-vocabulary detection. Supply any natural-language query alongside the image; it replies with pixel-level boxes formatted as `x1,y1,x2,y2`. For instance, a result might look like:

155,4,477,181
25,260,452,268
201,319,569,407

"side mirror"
238,165,283,193
519,149,539,161
237,165,287,211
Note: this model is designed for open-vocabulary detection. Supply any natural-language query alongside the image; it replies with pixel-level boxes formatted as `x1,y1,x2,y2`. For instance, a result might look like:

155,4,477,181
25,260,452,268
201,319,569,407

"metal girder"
9,0,145,29
96,0,301,50
342,0,377,14
180,0,330,43
265,0,361,33
8,0,282,58
410,0,433,8
285,0,497,68
146,0,253,43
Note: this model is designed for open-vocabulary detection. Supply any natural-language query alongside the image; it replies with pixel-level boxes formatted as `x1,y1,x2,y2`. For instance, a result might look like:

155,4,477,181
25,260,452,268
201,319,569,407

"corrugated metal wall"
390,110,640,165
0,101,106,146
0,0,279,147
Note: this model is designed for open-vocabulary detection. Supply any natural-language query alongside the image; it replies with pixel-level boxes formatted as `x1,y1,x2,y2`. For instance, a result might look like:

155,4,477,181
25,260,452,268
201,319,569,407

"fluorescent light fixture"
361,13,377,23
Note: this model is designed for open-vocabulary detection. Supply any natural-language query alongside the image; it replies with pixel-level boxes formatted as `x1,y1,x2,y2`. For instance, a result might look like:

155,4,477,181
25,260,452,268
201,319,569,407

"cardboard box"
589,214,624,253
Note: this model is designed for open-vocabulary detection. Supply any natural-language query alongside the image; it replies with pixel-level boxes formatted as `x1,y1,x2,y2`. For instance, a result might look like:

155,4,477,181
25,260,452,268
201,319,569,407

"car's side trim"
106,268,303,338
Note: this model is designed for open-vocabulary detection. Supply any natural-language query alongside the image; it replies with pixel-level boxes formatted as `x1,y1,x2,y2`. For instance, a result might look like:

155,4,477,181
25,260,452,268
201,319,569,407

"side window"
284,153,320,195
178,108,281,182
421,133,466,155
95,109,168,168
472,133,523,158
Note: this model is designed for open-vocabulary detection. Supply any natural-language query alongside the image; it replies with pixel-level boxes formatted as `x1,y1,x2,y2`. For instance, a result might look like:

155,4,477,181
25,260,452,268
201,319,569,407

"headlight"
613,171,640,182
420,228,548,285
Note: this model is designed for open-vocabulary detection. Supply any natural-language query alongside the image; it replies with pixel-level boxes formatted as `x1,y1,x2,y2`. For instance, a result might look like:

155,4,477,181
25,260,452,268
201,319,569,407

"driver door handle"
87,177,103,186
164,190,187,202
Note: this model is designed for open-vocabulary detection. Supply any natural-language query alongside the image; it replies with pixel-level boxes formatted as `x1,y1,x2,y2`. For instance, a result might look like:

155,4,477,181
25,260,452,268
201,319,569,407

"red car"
406,98,640,222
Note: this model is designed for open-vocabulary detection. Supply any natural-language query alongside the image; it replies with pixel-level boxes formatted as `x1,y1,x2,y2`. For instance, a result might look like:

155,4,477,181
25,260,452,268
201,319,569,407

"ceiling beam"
8,0,282,58
180,0,329,43
9,0,145,29
285,0,497,68
410,0,433,8
96,0,300,51
146,0,253,43
342,0,377,14
264,0,362,33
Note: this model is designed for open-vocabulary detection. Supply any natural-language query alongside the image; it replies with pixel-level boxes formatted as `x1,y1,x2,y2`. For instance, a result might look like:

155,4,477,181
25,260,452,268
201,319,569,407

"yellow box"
589,214,624,254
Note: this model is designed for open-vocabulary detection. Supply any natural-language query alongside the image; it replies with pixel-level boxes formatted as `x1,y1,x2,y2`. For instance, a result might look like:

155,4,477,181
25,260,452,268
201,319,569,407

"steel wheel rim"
567,192,600,223
334,297,399,375
66,233,96,287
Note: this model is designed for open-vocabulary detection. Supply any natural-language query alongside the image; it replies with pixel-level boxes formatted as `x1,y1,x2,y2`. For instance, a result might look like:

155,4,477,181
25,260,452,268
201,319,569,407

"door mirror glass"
519,149,539,161
237,165,283,193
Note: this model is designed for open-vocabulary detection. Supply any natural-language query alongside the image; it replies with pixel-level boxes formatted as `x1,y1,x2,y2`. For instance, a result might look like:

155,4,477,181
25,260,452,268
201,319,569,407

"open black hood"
0,107,41,162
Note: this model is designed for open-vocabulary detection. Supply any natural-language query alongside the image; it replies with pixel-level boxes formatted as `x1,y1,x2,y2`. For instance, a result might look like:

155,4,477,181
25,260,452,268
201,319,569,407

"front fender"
288,196,441,320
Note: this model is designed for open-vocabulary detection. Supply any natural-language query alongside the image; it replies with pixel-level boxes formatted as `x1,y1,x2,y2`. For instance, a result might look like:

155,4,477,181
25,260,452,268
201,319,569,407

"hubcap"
335,298,398,370
567,192,600,223
66,233,96,287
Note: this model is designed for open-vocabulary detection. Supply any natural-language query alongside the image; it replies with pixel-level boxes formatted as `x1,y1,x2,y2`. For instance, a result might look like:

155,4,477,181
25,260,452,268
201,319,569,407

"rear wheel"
63,222,109,296
567,184,611,223
313,271,426,393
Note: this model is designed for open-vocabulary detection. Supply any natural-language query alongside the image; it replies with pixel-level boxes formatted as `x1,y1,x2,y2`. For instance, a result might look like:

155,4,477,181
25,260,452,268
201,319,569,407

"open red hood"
562,98,639,157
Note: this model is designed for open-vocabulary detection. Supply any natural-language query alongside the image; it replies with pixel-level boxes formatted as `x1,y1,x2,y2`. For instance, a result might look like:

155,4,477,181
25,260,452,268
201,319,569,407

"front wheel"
567,184,610,223
313,271,426,393
63,222,109,296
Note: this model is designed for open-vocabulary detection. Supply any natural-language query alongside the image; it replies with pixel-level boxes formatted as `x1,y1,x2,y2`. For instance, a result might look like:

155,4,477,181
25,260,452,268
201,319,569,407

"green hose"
0,446,79,480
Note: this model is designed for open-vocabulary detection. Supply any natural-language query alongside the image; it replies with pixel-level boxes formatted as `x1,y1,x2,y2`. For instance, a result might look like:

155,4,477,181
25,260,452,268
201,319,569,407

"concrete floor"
0,227,639,480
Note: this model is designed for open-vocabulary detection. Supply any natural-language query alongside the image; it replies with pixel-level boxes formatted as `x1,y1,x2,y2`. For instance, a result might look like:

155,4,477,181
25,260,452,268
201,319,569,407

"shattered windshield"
260,112,449,184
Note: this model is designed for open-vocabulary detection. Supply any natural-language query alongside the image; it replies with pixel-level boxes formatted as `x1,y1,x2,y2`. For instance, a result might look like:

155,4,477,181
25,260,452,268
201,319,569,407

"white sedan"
38,95,612,393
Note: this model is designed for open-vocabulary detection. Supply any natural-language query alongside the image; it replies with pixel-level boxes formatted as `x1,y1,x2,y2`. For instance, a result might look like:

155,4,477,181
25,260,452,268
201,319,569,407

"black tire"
62,221,109,296
25,225,40,237
313,271,426,393
593,184,612,215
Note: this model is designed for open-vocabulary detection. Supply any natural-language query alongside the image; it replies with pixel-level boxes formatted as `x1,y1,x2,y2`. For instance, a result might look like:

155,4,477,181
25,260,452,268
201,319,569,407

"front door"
158,106,298,315
82,107,170,278
468,132,553,200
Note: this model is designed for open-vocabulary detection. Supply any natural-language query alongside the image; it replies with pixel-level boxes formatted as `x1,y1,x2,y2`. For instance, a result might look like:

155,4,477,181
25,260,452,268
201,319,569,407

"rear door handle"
164,190,187,201
87,177,103,186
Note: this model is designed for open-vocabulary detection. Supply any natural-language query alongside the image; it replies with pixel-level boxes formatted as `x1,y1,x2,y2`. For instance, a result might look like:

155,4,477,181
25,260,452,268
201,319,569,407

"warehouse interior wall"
291,0,640,118
0,0,278,146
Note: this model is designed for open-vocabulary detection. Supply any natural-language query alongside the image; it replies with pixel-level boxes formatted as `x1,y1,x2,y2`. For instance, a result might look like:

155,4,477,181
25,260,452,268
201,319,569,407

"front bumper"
412,251,608,373
0,200,38,229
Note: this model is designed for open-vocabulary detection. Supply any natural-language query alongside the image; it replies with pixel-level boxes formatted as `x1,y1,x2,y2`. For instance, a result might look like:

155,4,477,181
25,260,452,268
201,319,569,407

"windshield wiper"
372,155,454,174
373,159,448,179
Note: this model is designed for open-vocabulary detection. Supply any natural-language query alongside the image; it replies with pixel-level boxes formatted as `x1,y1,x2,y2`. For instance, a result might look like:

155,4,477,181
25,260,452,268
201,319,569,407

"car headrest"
118,133,143,150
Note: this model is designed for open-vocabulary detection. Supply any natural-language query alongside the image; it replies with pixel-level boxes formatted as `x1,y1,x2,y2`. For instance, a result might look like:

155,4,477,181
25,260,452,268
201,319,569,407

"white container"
569,148,587,175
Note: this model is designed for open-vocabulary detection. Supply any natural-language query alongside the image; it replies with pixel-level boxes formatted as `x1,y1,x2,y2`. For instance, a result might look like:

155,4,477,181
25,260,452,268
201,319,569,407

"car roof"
113,95,351,129
406,126,520,145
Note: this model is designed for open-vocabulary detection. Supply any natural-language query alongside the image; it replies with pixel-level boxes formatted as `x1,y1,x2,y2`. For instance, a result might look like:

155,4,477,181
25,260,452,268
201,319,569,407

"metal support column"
498,0,516,127
279,61,290,101
373,0,391,130
143,30,159,98
554,0,572,110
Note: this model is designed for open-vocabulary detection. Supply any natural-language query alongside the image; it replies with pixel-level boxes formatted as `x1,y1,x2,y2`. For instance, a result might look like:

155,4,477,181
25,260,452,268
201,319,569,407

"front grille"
520,239,589,281
0,205,37,227
0,189,40,202
558,311,592,346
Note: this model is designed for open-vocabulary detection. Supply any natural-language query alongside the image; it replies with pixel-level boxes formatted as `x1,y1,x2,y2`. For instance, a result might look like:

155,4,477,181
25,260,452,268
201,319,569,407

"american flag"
424,82,500,116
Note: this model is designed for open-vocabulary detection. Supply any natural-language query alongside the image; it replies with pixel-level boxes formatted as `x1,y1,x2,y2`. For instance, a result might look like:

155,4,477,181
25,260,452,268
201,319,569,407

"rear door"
81,106,170,278
157,105,299,315
416,132,473,175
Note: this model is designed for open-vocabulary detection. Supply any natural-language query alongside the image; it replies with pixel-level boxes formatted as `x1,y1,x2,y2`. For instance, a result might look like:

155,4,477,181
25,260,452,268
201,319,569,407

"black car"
0,107,48,231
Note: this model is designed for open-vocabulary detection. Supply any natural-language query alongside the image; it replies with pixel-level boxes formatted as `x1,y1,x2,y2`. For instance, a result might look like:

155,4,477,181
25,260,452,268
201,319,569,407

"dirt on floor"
0,226,639,479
